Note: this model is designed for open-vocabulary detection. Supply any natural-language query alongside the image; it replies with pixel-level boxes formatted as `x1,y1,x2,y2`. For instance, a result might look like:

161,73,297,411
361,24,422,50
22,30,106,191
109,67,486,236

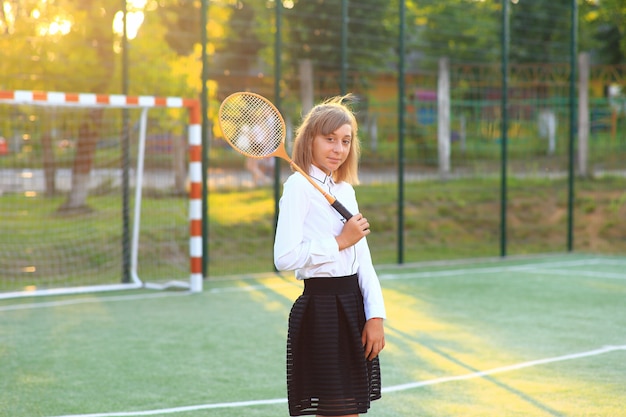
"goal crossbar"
0,90,203,298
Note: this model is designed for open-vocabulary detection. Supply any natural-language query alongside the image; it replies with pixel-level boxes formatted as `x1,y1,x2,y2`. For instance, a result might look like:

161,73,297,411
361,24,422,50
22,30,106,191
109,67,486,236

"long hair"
291,94,360,185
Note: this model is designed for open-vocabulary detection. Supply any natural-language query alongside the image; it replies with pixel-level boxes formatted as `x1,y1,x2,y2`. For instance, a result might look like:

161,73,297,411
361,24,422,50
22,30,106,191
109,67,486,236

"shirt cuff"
365,304,387,321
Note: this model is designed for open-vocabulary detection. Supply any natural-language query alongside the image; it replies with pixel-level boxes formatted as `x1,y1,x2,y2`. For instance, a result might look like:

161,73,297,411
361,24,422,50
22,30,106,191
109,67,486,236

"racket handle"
331,200,354,220
288,161,354,221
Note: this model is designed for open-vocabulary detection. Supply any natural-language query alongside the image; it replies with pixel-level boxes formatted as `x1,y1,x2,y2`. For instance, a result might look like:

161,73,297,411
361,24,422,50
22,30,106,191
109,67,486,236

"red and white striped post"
187,101,203,292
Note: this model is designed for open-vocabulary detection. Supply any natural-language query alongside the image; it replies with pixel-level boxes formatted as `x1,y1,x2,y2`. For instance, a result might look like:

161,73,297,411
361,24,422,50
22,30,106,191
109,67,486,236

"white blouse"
274,165,386,320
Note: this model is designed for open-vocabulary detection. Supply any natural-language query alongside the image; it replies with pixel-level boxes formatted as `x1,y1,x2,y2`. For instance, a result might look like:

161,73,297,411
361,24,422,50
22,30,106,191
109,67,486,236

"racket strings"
219,93,285,158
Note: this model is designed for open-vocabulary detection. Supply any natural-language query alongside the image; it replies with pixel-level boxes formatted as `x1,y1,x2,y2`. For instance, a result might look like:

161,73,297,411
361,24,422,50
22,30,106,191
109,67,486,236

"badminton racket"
218,92,354,220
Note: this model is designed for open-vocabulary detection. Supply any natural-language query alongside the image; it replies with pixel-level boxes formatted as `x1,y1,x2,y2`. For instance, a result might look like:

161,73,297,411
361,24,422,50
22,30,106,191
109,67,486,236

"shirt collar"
308,165,334,186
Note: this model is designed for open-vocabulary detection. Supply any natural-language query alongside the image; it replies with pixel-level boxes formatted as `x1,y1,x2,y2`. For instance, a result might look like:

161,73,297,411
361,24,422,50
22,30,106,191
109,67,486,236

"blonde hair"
291,94,360,185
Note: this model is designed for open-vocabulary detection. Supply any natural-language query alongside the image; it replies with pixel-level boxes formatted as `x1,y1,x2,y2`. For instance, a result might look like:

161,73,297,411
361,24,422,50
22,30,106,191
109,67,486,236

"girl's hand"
362,317,385,361
335,213,370,250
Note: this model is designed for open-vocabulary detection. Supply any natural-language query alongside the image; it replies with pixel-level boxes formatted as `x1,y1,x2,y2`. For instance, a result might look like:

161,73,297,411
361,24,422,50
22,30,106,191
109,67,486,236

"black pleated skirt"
287,274,381,416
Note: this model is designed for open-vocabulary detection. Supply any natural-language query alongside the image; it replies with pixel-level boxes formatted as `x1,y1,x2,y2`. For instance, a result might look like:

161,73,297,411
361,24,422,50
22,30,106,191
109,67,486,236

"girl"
274,95,386,417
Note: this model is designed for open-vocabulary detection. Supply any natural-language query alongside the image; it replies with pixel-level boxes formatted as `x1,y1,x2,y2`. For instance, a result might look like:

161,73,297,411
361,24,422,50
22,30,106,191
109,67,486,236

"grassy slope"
208,176,626,275
1,176,625,289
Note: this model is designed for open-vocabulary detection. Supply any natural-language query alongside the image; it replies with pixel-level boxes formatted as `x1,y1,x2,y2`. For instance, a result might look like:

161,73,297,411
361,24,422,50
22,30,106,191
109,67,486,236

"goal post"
0,90,203,299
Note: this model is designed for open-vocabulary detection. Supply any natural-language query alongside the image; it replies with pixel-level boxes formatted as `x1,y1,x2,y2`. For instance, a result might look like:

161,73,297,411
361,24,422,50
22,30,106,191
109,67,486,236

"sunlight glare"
112,0,147,40
2,1,15,34
46,18,71,36
28,5,72,37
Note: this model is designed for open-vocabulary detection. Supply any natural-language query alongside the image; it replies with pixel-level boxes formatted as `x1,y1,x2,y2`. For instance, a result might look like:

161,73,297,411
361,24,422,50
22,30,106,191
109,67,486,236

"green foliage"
609,191,626,213
509,0,574,63
1,0,624,99
158,0,202,56
406,0,501,67
283,0,396,92
581,0,626,64
214,1,268,78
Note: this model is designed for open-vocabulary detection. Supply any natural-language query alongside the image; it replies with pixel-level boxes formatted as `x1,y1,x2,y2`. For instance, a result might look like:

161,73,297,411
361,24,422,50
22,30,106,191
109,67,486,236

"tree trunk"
59,110,101,214
173,134,187,195
41,132,56,196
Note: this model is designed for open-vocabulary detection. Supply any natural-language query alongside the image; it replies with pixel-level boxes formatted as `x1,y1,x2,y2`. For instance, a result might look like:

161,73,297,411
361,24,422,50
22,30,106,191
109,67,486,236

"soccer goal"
0,90,202,299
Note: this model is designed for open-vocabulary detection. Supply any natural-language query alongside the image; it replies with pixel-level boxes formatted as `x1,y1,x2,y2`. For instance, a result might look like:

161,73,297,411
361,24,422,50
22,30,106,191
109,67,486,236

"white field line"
516,268,626,280
2,258,623,312
381,344,626,393
46,398,288,417
377,258,616,281
0,292,190,312
46,344,626,417
0,284,303,313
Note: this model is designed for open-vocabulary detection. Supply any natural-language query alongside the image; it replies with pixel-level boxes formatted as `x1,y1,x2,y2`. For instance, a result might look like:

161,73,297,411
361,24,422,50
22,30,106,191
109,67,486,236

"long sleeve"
356,237,386,320
274,167,385,320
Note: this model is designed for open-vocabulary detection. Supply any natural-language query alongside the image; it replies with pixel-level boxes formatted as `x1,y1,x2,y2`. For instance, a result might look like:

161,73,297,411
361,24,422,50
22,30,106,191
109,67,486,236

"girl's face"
311,123,352,174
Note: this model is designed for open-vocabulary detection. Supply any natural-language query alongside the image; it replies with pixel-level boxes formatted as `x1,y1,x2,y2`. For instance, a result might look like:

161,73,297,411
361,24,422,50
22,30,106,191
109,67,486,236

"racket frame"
218,92,353,220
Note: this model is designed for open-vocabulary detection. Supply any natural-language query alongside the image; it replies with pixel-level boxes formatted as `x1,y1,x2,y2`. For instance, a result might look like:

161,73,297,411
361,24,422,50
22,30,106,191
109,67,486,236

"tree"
283,0,396,93
0,0,208,212
203,0,274,98
58,0,121,213
405,0,501,68
0,0,105,92
581,0,626,64
508,0,575,64
157,0,201,56
216,1,266,79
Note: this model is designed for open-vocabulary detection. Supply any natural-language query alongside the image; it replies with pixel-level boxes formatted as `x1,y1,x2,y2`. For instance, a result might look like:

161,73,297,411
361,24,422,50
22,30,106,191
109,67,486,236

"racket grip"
331,200,354,220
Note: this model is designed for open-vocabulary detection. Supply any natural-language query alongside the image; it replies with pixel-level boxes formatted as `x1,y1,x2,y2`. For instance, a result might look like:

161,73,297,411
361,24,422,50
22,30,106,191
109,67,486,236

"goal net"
0,91,203,299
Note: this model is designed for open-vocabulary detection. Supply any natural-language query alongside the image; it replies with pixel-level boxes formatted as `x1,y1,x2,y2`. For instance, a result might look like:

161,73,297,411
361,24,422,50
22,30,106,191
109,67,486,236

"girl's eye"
343,140,351,146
